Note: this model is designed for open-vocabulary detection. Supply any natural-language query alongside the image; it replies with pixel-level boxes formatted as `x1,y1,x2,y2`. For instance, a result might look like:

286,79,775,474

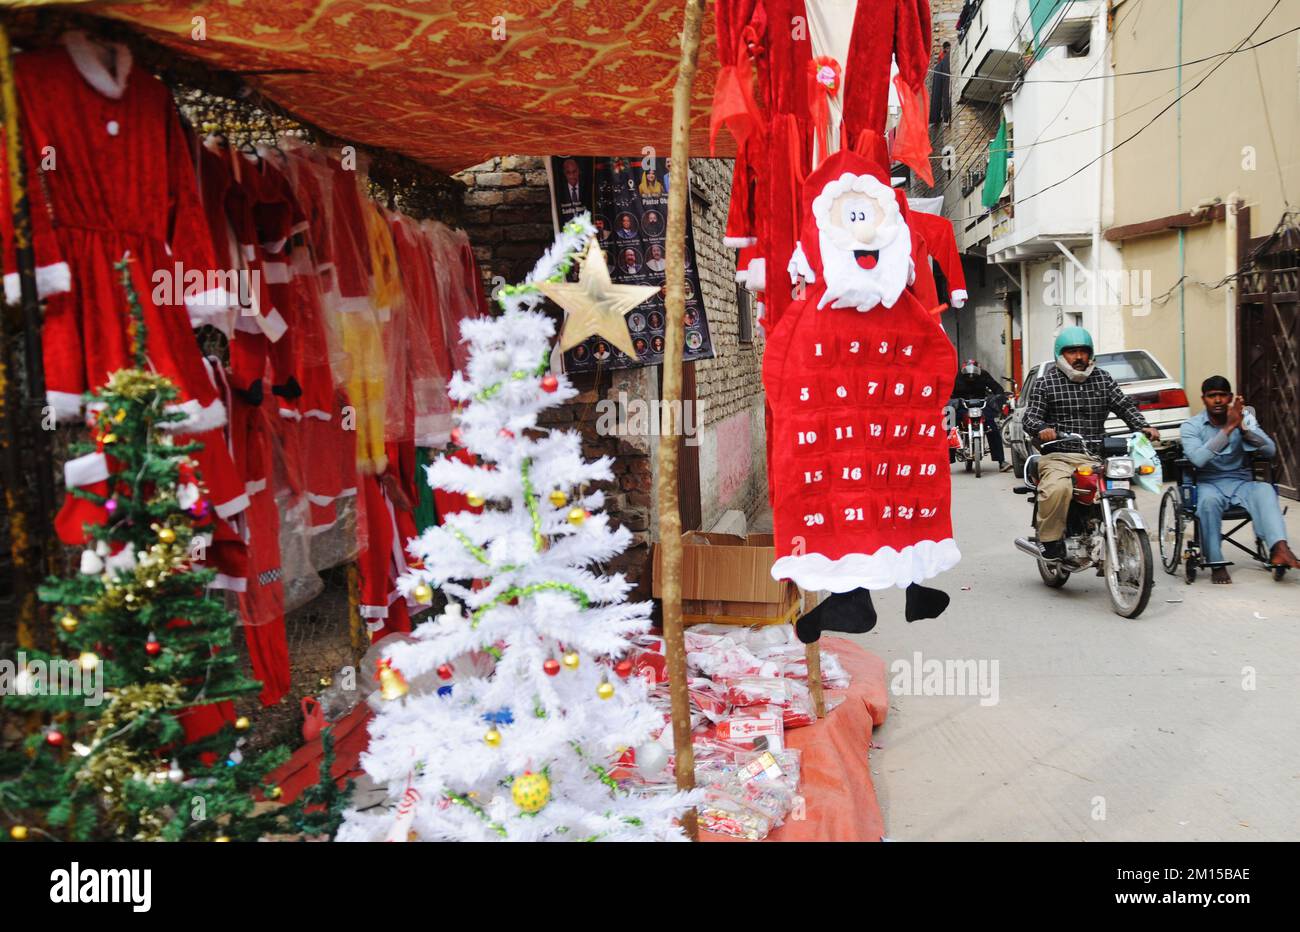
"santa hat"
797,137,906,273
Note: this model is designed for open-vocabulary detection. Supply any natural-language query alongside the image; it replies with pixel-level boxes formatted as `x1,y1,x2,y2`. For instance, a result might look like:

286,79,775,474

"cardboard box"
651,532,801,626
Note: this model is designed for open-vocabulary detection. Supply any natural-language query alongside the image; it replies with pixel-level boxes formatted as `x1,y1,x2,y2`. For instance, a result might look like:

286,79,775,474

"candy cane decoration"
384,780,421,842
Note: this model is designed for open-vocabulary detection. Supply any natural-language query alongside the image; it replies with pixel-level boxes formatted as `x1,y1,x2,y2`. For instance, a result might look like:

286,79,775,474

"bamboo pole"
657,0,706,841
0,21,55,650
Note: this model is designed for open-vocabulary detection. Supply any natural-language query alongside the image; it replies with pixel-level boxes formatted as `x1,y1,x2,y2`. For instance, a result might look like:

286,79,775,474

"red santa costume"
763,144,959,593
9,33,248,525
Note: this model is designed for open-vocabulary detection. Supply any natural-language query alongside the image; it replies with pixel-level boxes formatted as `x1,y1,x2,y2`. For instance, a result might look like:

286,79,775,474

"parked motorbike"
1012,432,1155,618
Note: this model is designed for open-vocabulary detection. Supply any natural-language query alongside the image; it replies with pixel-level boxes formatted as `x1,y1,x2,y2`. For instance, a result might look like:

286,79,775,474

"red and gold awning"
2,0,728,171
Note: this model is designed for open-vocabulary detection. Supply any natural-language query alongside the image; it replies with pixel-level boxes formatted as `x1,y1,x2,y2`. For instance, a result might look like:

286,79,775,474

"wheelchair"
1157,456,1290,583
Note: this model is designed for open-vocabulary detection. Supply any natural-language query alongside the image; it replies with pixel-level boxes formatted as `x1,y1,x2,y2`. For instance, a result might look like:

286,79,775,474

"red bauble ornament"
450,426,464,447
45,729,64,747
543,658,561,677
614,659,634,678
499,428,514,439
541,374,559,393
437,663,454,681
145,636,161,657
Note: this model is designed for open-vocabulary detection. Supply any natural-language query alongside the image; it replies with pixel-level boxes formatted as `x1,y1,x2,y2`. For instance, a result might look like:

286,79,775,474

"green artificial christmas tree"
0,258,346,841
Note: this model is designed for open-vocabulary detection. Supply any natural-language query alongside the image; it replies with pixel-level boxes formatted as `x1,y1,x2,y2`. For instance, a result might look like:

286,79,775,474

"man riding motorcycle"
1021,327,1160,561
947,359,1008,470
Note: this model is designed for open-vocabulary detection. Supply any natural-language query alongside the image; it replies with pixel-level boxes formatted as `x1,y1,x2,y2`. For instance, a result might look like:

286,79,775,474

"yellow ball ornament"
102,433,118,445
10,825,28,841
234,716,251,731
267,786,283,800
59,614,78,633
484,728,502,747
567,507,587,526
561,651,580,670
548,489,567,507
158,527,177,544
411,583,433,604
597,681,615,700
511,771,550,813
466,491,486,508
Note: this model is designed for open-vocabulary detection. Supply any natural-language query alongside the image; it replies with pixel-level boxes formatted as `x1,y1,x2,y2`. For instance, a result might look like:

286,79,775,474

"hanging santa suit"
907,208,967,308
9,33,247,524
762,146,959,591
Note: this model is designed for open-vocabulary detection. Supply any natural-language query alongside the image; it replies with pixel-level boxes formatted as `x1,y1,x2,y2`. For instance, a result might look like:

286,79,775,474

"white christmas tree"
337,217,696,842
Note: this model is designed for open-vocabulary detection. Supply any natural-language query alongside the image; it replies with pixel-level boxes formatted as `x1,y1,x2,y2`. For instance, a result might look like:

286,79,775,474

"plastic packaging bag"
1127,431,1163,494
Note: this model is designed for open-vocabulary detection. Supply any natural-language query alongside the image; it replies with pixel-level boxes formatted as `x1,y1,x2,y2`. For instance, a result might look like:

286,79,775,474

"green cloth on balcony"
981,118,1008,209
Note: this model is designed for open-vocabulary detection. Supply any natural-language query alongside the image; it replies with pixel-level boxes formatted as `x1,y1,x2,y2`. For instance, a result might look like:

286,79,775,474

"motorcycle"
952,397,990,478
1012,432,1155,618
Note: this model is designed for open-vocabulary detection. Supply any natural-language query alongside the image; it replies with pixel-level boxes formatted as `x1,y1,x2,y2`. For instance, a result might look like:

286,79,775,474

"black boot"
904,583,950,623
795,588,878,644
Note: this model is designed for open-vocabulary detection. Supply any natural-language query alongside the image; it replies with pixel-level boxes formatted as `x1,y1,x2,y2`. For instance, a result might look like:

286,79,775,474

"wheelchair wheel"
1274,566,1288,582
1184,554,1198,584
1157,486,1184,575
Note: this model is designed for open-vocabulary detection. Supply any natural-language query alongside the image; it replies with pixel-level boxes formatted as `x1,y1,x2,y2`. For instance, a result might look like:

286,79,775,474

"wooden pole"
657,0,706,841
0,21,55,650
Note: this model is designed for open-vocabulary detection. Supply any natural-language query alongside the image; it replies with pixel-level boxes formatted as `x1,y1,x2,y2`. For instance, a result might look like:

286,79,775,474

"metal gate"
1238,223,1299,499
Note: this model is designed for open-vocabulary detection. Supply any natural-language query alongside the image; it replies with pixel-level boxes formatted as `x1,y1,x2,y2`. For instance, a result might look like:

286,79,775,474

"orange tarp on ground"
702,637,890,842
4,0,729,171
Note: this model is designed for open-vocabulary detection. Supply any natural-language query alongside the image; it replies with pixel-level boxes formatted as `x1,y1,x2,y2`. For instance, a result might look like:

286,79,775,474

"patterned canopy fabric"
8,0,727,171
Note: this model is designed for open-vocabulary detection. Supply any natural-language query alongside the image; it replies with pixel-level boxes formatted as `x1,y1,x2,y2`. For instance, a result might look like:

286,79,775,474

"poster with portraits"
548,156,714,372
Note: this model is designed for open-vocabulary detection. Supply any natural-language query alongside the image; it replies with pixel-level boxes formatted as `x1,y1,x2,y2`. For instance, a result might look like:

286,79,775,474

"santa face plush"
813,172,913,312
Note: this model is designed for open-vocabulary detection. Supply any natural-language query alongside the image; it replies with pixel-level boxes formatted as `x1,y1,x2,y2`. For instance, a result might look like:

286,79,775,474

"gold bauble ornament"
561,651,580,670
511,771,551,813
267,786,283,800
466,491,486,508
59,614,78,633
538,239,657,358
548,489,568,507
234,716,251,731
567,507,587,526
113,408,126,423
411,583,433,603
102,433,118,445
157,527,177,544
597,680,615,700
78,651,99,672
214,836,231,843
484,728,502,747
9,825,28,841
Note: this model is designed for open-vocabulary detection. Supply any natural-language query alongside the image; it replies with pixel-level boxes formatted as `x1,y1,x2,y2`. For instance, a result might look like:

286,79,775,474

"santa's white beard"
817,230,913,311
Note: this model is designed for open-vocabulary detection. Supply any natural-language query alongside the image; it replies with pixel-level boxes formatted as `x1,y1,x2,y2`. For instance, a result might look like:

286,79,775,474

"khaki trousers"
1036,452,1096,542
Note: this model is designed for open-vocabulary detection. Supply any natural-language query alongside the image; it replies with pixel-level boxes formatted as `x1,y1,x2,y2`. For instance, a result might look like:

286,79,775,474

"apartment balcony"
955,0,1024,104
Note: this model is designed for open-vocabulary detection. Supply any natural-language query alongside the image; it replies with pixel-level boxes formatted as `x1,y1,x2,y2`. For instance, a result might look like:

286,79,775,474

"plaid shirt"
1022,363,1149,454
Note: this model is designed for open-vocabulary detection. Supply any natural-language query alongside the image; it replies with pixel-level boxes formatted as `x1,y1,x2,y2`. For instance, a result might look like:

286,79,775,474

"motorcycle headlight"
1106,457,1135,479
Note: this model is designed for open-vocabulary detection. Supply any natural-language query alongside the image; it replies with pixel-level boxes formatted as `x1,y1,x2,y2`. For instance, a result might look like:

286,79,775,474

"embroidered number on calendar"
803,512,826,526
842,507,867,522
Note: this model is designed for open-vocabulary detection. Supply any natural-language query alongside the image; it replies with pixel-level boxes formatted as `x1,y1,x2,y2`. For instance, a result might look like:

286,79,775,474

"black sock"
795,588,877,643
905,583,950,623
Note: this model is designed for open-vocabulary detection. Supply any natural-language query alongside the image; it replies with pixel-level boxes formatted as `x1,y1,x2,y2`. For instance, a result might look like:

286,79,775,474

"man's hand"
1038,428,1057,443
1142,426,1161,443
1225,395,1245,432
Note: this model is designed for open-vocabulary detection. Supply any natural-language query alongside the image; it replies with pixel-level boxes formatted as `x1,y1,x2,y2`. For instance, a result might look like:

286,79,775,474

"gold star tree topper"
539,239,659,360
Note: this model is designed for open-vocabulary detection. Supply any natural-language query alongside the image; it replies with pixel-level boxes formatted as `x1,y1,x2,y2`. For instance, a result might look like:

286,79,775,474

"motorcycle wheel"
974,434,983,478
1106,519,1154,618
1157,486,1184,575
1037,556,1070,588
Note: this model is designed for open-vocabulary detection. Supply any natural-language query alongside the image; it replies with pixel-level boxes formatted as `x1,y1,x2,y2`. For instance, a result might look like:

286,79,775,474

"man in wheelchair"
1179,375,1299,583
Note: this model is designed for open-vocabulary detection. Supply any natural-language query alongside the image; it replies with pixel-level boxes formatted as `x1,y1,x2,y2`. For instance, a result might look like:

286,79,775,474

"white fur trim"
303,409,333,421
359,604,389,619
261,238,289,257
735,256,766,293
213,492,251,520
949,288,968,308
259,307,289,343
245,478,267,496
723,236,757,248
64,451,108,489
5,263,72,303
771,537,961,592
278,407,303,421
162,397,228,434
62,31,133,99
47,390,85,423
208,573,247,593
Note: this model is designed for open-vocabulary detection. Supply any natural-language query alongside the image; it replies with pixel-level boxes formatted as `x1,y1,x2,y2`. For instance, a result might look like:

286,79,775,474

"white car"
1004,350,1190,478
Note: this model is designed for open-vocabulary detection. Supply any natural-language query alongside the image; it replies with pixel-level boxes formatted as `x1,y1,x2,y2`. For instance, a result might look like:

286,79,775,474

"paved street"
838,462,1300,841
